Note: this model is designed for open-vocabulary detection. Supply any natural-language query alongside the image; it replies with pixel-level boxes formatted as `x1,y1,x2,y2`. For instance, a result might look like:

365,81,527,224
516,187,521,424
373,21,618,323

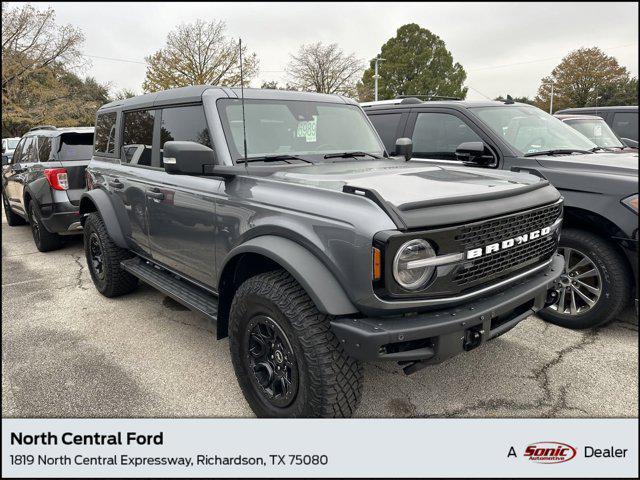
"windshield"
7,139,20,149
471,105,597,155
217,99,384,162
563,118,624,149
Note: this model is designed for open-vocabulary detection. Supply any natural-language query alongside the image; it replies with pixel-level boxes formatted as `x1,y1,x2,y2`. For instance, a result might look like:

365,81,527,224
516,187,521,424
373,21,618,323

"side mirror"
395,137,413,161
163,141,216,175
455,141,495,165
621,137,638,149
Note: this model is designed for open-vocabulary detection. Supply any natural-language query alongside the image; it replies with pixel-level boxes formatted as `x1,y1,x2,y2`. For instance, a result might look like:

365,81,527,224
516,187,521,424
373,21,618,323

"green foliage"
358,24,467,102
535,47,637,111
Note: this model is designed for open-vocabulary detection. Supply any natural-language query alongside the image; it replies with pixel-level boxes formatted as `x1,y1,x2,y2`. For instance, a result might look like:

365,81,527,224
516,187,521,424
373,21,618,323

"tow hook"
545,288,559,307
463,325,483,351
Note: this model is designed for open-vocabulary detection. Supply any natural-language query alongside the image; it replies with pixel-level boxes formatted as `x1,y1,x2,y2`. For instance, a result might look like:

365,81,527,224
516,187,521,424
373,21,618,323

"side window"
412,112,482,160
159,105,211,166
94,112,117,154
612,112,638,140
21,137,37,163
122,109,155,166
38,136,52,162
368,113,403,154
10,138,26,164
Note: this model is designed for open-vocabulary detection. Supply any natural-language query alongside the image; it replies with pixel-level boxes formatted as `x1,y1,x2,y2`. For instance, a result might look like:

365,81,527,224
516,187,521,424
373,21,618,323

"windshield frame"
216,98,386,164
562,117,625,149
469,104,598,156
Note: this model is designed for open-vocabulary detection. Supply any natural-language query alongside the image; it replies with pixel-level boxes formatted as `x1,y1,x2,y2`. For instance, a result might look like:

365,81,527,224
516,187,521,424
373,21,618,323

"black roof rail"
27,125,57,132
396,95,462,102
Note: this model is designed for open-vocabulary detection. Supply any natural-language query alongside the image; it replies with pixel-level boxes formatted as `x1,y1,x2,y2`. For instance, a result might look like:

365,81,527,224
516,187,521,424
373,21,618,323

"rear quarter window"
59,132,94,161
94,112,117,154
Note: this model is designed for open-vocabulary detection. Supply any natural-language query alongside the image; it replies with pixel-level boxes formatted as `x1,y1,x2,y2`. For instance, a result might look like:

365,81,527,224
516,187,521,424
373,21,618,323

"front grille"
454,202,562,250
452,202,562,287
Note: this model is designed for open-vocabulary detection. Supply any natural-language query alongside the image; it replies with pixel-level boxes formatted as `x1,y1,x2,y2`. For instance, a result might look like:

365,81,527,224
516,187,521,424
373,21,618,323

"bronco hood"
271,160,561,229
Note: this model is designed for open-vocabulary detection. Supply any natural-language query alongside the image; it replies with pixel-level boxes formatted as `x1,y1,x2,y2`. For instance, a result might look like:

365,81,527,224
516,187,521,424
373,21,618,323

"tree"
1,3,98,136
142,20,259,92
286,42,363,96
494,95,536,105
260,80,298,91
358,24,467,102
2,3,85,91
534,47,636,112
112,88,137,100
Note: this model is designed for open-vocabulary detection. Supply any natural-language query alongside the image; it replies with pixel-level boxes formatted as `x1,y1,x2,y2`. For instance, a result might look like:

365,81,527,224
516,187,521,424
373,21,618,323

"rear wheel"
29,202,63,252
84,212,138,297
229,269,363,418
539,228,631,329
2,191,27,226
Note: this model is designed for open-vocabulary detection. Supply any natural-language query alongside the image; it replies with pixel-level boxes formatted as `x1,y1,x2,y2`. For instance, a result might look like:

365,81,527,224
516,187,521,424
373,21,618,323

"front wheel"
539,228,631,329
229,269,363,418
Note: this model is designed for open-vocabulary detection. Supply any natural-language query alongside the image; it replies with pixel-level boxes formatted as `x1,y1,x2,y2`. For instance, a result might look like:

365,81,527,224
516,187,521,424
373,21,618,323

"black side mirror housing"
455,141,495,166
163,141,217,175
395,137,413,161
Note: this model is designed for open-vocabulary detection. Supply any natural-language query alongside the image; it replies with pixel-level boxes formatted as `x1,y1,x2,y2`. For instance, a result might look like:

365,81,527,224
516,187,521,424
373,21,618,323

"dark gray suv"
2,125,94,251
364,98,638,329
80,86,564,418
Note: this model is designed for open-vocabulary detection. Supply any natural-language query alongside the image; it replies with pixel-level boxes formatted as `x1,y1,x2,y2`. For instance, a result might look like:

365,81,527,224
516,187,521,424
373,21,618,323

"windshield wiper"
523,149,594,157
236,154,313,164
323,151,381,160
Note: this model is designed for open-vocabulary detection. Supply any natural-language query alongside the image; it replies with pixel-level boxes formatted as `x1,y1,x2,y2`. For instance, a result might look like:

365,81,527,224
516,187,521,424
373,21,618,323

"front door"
145,104,219,288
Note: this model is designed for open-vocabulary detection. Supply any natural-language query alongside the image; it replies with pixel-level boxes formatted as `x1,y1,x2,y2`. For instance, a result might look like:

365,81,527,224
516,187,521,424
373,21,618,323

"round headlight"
393,239,436,290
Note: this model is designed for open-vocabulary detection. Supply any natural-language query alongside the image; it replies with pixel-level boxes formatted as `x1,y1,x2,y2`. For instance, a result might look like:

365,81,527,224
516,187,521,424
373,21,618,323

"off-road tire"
229,269,363,418
2,191,27,226
84,212,138,297
539,228,631,329
29,202,64,252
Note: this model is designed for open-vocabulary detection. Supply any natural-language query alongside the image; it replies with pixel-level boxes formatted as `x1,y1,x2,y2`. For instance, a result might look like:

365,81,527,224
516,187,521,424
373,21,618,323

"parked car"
2,125,94,251
554,105,638,144
555,114,637,152
363,98,638,329
80,86,564,418
2,137,20,164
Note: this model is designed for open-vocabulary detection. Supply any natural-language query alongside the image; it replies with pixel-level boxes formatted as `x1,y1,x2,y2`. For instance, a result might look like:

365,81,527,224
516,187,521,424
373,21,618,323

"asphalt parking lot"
2,208,637,418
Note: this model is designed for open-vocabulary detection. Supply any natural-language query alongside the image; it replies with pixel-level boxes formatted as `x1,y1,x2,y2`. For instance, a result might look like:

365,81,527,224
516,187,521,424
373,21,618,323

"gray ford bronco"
81,86,564,418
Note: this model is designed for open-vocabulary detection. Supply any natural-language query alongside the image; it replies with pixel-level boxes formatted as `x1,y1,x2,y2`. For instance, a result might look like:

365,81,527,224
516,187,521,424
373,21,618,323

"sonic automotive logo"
524,441,577,464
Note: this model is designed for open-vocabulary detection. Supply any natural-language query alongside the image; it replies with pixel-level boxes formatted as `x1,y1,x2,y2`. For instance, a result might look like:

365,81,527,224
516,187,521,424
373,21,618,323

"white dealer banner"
2,418,637,478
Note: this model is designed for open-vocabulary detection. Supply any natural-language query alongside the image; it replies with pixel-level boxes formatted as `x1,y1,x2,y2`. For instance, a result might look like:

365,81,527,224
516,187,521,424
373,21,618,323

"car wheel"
2,191,27,226
84,212,138,297
539,228,631,329
29,202,63,252
229,269,363,418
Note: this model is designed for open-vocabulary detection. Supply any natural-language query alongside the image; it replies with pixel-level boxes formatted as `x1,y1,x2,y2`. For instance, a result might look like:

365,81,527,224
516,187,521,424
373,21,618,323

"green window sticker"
297,116,317,142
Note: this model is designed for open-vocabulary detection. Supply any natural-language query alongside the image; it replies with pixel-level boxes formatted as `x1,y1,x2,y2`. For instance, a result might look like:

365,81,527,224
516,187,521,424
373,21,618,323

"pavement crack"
72,254,88,290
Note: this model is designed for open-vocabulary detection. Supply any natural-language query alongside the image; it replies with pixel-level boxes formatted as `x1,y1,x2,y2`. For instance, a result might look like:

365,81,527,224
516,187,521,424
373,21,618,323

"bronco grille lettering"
466,226,552,260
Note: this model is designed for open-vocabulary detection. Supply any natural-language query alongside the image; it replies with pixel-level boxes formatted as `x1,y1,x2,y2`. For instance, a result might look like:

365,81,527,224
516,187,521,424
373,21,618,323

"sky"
15,1,639,100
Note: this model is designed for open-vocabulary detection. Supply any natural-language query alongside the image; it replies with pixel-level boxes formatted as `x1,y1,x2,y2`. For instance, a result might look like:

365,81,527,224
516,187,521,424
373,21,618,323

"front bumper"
331,254,563,366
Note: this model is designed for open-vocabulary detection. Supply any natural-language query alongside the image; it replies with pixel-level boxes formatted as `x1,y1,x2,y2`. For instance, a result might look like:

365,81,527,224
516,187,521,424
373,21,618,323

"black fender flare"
79,189,128,248
220,235,358,316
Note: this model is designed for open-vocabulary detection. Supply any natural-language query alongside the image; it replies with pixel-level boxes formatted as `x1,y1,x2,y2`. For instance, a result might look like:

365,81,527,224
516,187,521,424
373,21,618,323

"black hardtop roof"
98,85,356,112
361,99,535,111
23,126,94,138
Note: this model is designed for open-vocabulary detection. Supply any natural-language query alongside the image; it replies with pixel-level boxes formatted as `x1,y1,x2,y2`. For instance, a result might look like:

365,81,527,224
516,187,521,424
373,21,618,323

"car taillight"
44,168,69,190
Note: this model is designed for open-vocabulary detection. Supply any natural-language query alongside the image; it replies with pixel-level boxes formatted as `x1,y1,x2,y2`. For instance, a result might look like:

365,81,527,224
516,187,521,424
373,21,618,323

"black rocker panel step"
121,257,218,322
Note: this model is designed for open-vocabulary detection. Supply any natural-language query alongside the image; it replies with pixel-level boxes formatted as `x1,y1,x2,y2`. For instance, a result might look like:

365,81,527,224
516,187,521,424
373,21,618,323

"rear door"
3,137,27,208
7,136,37,214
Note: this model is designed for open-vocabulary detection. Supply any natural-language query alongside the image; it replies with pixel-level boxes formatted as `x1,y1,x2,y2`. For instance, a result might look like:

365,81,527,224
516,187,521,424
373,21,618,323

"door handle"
108,179,124,189
146,188,164,200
